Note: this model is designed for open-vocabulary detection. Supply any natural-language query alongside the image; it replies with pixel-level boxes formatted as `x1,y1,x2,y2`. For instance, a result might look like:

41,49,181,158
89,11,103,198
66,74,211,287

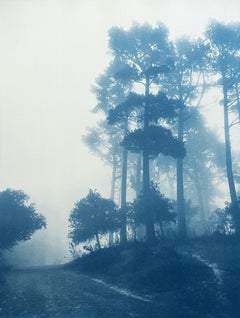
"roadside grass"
181,235,240,317
66,241,213,291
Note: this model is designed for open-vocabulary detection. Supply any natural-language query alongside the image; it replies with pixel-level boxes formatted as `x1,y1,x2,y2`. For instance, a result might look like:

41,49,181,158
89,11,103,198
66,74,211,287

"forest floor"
0,237,240,317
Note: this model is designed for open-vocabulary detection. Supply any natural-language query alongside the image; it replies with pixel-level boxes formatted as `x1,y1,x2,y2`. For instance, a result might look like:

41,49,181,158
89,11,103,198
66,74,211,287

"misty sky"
1,0,240,264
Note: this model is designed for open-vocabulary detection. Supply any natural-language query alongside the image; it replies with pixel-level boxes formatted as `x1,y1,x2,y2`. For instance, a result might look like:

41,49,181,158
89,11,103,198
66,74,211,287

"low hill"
66,239,232,317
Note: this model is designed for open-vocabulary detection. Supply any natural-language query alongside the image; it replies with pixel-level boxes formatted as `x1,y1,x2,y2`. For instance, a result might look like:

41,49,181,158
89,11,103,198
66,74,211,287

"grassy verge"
180,235,240,317
66,240,227,317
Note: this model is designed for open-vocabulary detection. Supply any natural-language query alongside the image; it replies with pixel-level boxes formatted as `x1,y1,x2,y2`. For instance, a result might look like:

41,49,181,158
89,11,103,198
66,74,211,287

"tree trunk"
234,83,240,123
177,103,187,239
120,145,128,244
111,151,118,201
135,154,142,197
143,76,155,242
191,157,208,232
96,232,101,250
109,150,118,246
159,222,164,237
167,169,175,199
223,80,240,234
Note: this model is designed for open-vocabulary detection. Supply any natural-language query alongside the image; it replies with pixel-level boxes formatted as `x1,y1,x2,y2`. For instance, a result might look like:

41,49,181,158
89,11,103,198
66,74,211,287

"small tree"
68,190,119,250
133,184,176,239
210,203,235,235
0,189,46,250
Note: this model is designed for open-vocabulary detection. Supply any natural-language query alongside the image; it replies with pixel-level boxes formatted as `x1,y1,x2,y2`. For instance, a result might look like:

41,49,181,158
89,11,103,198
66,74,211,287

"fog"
1,0,240,265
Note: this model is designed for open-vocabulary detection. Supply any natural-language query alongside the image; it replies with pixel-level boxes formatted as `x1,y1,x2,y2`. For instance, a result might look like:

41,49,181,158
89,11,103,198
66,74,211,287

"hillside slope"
67,241,230,317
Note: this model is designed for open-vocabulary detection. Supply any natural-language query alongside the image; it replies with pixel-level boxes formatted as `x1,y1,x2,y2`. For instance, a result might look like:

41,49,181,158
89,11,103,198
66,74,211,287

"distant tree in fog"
68,190,120,250
184,109,225,223
108,23,185,241
0,189,46,250
206,21,240,234
87,62,132,245
87,20,240,242
83,121,122,204
161,37,208,239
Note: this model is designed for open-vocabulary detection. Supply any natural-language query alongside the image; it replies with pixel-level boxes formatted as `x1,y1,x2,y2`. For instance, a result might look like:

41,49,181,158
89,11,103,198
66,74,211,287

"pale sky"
1,0,240,264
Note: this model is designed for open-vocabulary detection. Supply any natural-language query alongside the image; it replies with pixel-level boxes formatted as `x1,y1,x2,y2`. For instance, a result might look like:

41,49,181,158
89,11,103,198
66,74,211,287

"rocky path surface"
1,267,166,318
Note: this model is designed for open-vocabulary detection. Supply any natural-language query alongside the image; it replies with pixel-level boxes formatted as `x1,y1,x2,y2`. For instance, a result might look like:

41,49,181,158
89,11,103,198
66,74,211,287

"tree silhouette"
91,62,133,245
206,21,240,233
160,37,209,238
108,23,185,241
0,189,46,250
184,109,225,223
69,190,119,250
133,183,176,238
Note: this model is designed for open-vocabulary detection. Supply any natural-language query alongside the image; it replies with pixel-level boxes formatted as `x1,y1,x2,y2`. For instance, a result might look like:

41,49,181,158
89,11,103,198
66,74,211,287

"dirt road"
0,267,166,318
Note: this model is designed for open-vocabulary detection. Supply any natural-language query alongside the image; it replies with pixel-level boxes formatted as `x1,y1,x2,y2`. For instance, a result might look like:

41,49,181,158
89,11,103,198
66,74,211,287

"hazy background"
1,0,239,265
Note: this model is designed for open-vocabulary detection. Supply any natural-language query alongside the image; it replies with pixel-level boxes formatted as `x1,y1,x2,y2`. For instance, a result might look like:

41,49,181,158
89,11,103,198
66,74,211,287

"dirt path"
1,267,165,318
1,251,231,318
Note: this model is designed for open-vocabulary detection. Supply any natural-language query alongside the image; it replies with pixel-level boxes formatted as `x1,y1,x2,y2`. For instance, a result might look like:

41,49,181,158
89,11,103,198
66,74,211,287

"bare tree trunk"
159,222,164,237
143,77,155,242
191,158,209,234
177,103,187,239
135,154,142,197
223,81,240,234
96,232,101,250
109,151,118,246
234,83,240,123
111,152,118,201
120,145,128,244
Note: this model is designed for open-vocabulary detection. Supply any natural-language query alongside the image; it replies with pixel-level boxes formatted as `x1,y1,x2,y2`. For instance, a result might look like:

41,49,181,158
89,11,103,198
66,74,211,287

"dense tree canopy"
69,190,119,249
83,20,240,244
106,23,186,241
133,183,176,237
0,189,46,250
